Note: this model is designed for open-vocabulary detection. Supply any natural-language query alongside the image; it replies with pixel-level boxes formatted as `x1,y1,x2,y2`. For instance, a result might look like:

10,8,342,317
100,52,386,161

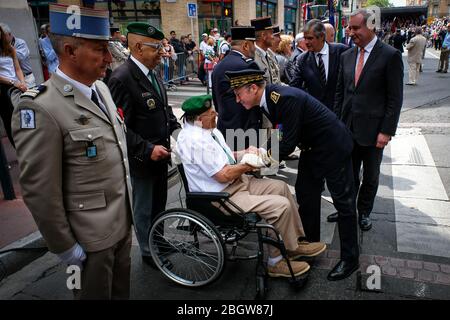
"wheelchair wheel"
149,208,226,287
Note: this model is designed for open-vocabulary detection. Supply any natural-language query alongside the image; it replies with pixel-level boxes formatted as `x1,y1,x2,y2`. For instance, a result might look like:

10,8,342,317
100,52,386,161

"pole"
220,0,224,34
191,17,194,40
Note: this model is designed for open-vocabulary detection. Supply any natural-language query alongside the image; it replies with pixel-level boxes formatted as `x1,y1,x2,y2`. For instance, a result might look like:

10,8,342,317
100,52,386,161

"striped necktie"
317,53,327,86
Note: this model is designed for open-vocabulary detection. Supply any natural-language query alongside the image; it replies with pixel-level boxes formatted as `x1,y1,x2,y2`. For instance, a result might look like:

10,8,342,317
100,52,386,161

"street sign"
187,3,197,18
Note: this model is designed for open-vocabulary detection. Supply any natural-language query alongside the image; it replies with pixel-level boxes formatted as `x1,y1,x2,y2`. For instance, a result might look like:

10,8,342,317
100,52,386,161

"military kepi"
127,22,164,40
49,4,110,40
225,69,266,89
231,26,256,41
181,95,213,116
250,16,273,31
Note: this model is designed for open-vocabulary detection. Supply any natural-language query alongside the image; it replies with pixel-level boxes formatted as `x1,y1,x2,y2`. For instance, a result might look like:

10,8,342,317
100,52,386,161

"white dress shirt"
355,36,378,72
176,122,234,193
314,42,330,81
130,54,150,76
55,67,107,114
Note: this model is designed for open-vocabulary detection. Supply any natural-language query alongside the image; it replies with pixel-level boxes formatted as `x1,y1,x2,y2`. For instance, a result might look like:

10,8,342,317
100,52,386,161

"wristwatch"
9,79,15,86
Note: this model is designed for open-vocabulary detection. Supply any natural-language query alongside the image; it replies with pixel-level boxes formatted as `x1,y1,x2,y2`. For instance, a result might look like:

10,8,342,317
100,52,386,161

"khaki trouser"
439,48,449,72
222,175,305,256
74,230,132,300
408,62,421,84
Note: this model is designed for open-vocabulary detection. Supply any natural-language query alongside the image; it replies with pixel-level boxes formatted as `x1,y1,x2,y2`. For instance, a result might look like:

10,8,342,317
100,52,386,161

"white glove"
57,243,87,269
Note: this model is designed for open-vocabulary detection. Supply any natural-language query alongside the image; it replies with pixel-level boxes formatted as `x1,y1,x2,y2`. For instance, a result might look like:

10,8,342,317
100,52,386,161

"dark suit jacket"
290,43,348,110
264,84,353,178
212,51,262,138
334,39,404,147
108,58,180,178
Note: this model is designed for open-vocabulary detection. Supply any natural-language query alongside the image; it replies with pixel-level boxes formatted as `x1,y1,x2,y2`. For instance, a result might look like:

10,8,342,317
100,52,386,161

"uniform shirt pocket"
67,127,107,163
64,191,106,211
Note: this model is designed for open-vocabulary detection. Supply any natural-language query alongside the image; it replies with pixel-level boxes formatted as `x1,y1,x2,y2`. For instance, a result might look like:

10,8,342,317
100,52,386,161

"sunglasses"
141,42,163,50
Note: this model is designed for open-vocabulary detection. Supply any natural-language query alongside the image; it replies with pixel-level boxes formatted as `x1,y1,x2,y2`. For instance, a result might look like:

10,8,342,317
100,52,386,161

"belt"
24,72,33,76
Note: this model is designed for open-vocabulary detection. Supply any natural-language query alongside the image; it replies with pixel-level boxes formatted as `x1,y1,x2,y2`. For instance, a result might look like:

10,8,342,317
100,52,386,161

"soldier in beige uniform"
11,4,133,300
251,17,282,85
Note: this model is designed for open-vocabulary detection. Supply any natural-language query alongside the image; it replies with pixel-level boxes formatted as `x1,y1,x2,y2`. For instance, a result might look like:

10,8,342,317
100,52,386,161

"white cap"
202,33,208,37
295,32,304,42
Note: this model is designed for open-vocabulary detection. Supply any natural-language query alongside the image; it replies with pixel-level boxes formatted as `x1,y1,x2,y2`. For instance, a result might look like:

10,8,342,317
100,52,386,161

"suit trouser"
131,169,168,257
438,49,449,72
223,175,305,256
74,230,132,300
352,142,384,217
408,62,421,84
295,155,359,261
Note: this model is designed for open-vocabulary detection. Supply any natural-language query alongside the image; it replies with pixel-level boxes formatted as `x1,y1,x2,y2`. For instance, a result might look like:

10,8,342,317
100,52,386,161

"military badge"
20,109,35,129
147,99,156,110
75,114,91,125
270,91,280,104
63,84,73,92
204,100,211,108
142,92,152,98
147,26,155,36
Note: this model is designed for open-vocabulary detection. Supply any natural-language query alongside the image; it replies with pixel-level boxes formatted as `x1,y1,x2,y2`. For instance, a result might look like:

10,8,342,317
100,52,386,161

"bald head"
324,23,335,43
128,33,150,54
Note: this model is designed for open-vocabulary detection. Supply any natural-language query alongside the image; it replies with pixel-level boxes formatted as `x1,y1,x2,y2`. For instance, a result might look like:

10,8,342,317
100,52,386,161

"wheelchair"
148,165,308,299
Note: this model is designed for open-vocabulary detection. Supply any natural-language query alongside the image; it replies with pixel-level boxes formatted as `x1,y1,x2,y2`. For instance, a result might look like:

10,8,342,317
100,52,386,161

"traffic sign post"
187,3,197,18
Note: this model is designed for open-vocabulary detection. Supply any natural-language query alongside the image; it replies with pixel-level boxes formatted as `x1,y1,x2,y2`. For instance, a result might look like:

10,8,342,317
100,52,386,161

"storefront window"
198,0,233,35
256,0,277,25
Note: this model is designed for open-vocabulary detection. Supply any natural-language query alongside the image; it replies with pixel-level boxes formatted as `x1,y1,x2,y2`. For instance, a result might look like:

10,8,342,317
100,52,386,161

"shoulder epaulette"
21,84,46,99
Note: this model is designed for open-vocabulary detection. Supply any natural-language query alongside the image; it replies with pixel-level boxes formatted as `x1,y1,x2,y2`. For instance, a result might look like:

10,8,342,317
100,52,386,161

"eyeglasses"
141,42,163,50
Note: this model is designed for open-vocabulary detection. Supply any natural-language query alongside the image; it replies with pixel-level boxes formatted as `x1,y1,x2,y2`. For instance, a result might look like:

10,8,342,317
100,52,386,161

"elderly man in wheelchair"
169,94,326,282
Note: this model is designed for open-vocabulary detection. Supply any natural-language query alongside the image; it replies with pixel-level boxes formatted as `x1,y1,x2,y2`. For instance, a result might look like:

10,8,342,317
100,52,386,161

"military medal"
147,98,156,110
86,141,97,158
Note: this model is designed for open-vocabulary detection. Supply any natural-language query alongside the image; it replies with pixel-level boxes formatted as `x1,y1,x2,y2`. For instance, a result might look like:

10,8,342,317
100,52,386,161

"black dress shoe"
327,212,339,223
359,215,372,231
327,260,359,281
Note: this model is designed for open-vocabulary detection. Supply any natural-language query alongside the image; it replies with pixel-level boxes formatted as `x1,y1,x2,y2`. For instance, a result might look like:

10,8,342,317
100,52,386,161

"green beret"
182,95,213,116
127,22,164,40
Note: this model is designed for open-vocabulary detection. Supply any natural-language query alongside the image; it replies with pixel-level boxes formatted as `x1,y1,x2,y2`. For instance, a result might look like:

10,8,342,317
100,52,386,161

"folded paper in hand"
240,148,273,168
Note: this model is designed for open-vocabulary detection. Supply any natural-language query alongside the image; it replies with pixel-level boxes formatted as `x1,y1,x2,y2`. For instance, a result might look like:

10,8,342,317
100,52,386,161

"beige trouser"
222,175,305,256
74,230,132,300
408,62,421,84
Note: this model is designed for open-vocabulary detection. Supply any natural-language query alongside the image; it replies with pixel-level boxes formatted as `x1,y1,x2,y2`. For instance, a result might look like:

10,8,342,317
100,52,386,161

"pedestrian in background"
38,24,59,74
0,23,36,88
0,24,27,147
12,4,133,299
406,27,427,85
436,23,450,73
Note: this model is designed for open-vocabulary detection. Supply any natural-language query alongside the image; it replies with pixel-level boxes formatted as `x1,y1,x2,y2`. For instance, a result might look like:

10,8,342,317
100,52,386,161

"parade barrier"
156,52,201,90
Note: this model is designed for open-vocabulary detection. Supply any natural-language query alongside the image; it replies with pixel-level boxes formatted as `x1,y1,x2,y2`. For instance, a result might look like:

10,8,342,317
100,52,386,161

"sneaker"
288,241,327,260
268,260,310,278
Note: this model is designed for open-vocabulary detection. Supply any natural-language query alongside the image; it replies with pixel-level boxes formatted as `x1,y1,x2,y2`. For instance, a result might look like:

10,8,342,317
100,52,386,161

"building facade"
28,0,303,43
428,0,450,18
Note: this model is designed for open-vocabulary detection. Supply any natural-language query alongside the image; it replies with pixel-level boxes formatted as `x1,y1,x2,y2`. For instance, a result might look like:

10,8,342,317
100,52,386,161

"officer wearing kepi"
226,69,359,281
12,4,133,299
212,26,262,149
108,23,181,267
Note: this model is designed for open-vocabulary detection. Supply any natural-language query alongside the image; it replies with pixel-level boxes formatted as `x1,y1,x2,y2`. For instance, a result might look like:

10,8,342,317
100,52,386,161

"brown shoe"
288,241,327,260
268,260,310,278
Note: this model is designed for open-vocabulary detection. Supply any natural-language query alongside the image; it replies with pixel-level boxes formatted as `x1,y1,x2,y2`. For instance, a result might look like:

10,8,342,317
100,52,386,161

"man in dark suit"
290,19,348,110
332,9,403,231
226,69,359,281
212,26,262,150
391,29,405,52
108,23,181,266
342,26,354,47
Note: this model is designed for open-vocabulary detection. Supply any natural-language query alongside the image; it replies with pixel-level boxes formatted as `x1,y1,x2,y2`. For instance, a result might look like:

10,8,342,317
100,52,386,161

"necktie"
148,71,161,97
317,53,327,86
211,132,236,165
355,47,365,85
91,89,108,116
265,53,273,83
